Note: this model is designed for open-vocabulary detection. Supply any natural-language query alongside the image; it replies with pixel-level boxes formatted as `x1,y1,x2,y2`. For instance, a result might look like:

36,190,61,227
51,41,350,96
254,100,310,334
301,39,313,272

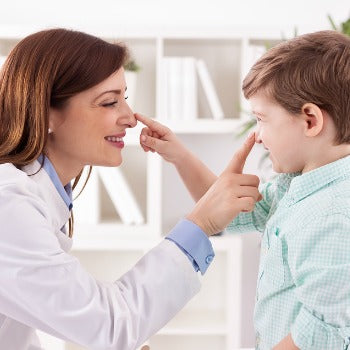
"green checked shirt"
227,155,350,350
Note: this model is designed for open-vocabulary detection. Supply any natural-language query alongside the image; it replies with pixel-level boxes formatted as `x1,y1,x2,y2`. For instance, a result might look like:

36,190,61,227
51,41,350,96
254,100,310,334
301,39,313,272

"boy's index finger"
225,133,256,174
134,113,169,136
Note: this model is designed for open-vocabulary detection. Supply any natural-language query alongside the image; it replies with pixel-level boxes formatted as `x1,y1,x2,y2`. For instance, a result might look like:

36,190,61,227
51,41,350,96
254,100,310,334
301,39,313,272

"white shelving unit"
0,29,276,349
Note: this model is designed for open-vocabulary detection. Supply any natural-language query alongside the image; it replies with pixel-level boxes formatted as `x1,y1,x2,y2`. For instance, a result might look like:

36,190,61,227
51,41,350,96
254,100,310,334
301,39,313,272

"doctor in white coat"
0,28,261,350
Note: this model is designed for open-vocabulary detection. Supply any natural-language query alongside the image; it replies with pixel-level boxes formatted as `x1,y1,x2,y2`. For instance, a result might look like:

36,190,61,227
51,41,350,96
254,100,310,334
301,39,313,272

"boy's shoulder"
321,175,350,211
295,174,350,220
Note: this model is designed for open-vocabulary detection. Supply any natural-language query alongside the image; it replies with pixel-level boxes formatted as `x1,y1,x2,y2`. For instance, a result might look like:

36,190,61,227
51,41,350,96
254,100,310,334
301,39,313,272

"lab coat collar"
21,160,72,251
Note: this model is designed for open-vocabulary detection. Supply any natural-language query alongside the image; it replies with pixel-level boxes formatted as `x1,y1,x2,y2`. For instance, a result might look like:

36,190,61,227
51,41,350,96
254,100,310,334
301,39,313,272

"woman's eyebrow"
95,87,128,99
95,89,122,99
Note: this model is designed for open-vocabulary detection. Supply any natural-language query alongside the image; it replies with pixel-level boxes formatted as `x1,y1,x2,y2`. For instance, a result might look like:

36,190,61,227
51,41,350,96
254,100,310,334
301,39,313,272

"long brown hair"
243,30,350,144
0,28,129,236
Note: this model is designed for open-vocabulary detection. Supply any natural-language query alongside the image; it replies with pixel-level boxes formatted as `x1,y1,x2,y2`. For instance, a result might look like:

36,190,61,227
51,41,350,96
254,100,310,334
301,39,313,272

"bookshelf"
0,29,277,349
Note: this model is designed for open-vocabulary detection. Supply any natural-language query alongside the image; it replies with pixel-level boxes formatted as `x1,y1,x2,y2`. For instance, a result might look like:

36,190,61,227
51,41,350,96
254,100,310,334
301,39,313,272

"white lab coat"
0,161,200,350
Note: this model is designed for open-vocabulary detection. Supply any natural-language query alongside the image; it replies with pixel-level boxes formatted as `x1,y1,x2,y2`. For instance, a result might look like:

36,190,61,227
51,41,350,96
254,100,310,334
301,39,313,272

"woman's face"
47,68,136,182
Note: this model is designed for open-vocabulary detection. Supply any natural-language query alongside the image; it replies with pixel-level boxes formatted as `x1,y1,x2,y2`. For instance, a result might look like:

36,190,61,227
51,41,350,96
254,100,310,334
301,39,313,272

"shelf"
149,334,226,350
158,309,227,335
159,118,244,134
73,223,160,250
72,229,240,251
126,118,245,140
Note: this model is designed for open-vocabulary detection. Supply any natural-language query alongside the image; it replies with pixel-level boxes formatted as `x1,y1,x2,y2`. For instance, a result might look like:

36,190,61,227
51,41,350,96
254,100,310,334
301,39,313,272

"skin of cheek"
57,109,123,167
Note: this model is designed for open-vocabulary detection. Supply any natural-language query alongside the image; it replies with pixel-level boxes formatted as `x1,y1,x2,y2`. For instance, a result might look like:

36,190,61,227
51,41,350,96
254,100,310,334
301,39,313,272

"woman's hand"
187,133,262,236
135,113,189,165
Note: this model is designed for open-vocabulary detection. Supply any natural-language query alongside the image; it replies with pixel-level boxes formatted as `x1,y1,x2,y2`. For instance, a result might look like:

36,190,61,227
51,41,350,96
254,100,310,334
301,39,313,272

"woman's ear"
48,107,63,134
301,103,324,137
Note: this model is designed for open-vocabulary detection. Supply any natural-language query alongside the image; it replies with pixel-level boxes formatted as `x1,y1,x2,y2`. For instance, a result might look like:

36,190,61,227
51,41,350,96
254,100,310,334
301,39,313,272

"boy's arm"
286,213,350,349
173,149,217,202
136,113,216,202
173,131,259,202
136,113,259,204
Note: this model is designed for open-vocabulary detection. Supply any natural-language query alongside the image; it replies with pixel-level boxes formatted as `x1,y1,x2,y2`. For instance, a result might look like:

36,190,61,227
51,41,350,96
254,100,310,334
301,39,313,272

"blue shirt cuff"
165,218,215,275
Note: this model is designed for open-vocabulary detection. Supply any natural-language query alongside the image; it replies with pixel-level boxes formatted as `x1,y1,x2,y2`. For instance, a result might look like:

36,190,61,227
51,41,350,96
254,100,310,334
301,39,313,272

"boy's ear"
301,103,324,137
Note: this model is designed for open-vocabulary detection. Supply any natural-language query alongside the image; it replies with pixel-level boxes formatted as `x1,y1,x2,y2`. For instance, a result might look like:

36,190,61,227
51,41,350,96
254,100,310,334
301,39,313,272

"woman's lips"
104,133,126,148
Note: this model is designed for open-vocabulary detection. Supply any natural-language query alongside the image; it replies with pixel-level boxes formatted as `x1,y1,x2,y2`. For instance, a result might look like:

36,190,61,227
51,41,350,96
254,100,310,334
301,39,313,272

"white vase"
124,71,137,110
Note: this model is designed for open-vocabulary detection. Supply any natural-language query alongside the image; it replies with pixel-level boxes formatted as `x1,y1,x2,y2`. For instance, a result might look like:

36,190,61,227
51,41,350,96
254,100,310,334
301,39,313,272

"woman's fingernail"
141,135,146,142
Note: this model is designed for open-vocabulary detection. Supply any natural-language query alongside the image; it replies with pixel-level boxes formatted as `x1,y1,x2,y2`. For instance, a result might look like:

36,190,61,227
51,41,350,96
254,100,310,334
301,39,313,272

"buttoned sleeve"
166,219,215,275
287,213,350,349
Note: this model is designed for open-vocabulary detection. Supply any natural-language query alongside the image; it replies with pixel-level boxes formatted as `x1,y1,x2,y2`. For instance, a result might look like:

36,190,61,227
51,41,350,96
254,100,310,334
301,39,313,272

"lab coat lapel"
21,160,72,252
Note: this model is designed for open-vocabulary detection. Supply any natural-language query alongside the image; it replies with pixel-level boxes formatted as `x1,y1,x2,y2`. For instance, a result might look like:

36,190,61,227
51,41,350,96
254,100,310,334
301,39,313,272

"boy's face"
250,91,307,173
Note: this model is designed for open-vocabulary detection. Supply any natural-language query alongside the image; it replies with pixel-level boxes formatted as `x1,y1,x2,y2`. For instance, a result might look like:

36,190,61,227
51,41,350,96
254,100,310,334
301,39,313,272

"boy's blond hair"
243,30,350,144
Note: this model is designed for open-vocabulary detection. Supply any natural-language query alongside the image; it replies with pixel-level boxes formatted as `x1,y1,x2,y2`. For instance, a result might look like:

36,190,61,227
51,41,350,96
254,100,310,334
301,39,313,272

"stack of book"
73,167,144,225
159,56,224,120
0,56,6,67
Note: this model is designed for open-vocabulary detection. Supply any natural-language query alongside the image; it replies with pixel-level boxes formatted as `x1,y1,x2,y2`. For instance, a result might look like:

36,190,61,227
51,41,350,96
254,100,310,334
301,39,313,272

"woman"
0,28,260,349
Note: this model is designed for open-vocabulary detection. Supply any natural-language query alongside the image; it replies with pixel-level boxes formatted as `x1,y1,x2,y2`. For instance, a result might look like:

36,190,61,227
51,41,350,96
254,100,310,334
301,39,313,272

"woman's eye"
102,101,118,107
125,96,129,100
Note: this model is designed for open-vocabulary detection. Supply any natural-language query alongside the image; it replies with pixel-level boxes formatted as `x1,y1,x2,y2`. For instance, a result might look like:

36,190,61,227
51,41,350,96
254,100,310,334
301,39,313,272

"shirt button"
256,333,261,347
205,255,214,264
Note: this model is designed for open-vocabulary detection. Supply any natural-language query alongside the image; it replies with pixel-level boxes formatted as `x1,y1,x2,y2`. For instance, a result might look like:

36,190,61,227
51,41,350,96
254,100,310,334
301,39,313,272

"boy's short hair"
242,30,350,144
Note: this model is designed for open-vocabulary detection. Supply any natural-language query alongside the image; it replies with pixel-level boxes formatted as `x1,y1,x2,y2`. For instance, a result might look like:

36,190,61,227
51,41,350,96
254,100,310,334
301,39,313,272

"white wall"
0,0,349,36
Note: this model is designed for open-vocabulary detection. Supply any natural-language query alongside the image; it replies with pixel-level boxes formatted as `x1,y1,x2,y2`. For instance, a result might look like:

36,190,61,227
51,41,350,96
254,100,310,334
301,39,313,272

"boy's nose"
255,130,263,144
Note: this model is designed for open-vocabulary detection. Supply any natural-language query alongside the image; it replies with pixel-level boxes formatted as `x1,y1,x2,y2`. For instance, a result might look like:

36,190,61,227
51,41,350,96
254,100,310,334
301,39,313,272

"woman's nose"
127,112,137,128
120,102,137,128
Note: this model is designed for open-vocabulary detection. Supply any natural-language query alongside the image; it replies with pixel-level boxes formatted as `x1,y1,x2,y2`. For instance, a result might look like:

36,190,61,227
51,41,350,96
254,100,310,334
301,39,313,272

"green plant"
124,59,141,72
328,14,350,36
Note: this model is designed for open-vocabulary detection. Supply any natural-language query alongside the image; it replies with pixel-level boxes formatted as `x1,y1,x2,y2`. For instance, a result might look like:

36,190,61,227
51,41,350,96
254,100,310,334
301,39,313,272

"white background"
0,0,349,36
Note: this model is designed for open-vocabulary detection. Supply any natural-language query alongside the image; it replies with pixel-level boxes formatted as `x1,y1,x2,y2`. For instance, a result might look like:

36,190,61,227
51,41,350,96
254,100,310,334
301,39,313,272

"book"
182,57,198,121
167,57,183,120
0,56,7,68
160,57,198,121
196,59,224,120
96,167,145,225
73,168,101,224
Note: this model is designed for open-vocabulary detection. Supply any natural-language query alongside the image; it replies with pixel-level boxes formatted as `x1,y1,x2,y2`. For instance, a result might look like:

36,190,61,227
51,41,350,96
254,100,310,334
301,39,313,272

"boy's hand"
135,113,189,165
273,334,299,350
187,133,262,236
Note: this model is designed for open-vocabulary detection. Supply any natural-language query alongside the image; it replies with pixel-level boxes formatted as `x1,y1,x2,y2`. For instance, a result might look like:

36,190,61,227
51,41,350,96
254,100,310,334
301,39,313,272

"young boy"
136,30,350,349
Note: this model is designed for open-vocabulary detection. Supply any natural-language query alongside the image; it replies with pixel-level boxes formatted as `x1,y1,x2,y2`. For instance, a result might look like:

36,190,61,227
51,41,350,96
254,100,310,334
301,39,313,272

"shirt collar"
287,155,350,204
37,155,73,211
